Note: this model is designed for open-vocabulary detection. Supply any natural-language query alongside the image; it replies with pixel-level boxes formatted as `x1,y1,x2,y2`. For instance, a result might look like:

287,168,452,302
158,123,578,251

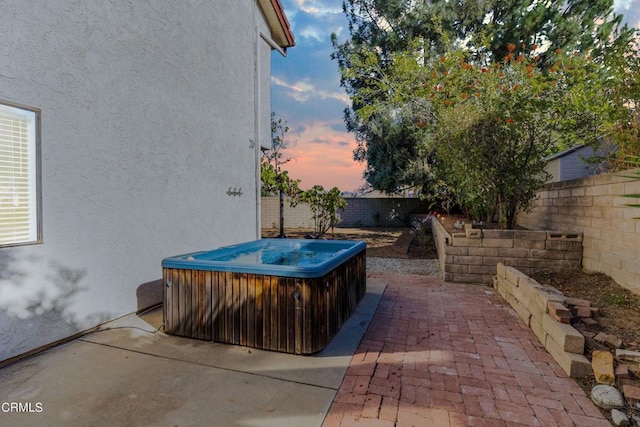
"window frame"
0,99,42,247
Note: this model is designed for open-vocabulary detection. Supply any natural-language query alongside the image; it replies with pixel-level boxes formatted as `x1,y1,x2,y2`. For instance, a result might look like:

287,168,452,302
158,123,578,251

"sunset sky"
271,0,640,193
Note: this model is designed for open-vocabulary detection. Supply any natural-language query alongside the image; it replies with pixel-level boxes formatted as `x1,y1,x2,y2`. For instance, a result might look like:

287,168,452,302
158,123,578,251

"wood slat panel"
231,272,240,345
302,278,311,353
204,271,212,341
319,277,327,352
162,249,367,354
283,278,291,352
287,278,295,353
271,276,279,352
216,271,225,342
163,269,170,332
239,273,247,346
294,279,302,355
247,274,256,348
192,269,200,339
225,271,234,344
263,275,272,350
171,269,180,335
179,268,189,337
329,270,336,338
255,275,263,348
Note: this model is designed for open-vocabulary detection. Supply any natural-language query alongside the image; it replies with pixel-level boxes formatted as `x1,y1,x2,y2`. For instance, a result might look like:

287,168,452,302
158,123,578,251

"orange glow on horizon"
280,121,365,192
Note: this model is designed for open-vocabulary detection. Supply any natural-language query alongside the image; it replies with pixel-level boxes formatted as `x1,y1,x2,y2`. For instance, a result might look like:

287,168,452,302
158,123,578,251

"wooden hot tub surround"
162,241,366,354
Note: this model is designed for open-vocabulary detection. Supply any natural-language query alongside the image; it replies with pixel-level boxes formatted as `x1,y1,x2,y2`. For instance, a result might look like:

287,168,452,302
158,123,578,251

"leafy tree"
355,104,436,195
295,186,348,239
332,0,634,195
261,113,299,195
617,156,640,219
349,43,626,228
260,162,300,198
432,51,558,227
337,0,628,60
261,113,300,237
599,39,640,168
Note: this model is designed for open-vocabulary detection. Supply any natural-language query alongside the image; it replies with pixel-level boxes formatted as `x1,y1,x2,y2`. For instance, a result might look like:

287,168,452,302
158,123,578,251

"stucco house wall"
0,1,293,362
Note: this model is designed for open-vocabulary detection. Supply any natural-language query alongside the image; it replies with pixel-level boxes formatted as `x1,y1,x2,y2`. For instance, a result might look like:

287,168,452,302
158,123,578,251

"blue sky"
271,0,361,192
271,0,640,193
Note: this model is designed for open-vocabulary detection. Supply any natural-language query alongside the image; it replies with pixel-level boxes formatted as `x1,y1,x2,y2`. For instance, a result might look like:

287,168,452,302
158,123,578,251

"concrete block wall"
261,197,314,229
494,264,591,378
338,198,430,227
261,197,430,229
517,169,640,295
431,219,582,284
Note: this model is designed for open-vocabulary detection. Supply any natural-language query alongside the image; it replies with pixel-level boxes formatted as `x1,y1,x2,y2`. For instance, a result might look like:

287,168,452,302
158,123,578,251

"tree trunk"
279,189,285,238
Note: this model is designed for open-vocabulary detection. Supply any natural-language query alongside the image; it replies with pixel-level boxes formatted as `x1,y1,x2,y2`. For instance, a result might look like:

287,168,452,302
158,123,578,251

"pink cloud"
281,121,365,192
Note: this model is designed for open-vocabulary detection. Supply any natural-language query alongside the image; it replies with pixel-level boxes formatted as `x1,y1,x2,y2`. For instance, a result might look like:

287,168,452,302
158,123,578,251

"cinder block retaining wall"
517,169,640,295
261,197,430,228
431,219,582,285
494,264,590,378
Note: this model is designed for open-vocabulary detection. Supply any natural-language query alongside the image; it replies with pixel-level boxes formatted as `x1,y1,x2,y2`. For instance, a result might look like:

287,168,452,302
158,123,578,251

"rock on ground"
366,257,440,276
591,384,625,409
611,409,630,426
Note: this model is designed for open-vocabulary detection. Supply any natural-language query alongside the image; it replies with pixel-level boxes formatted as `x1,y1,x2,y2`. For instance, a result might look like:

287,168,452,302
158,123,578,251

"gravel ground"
366,256,441,276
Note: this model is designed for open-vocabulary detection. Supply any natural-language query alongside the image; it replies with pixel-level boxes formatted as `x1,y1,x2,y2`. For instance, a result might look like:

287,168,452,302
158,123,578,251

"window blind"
0,104,38,245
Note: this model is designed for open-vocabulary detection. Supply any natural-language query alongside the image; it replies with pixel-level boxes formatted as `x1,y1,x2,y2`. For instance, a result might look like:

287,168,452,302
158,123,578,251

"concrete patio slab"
0,278,386,427
1,340,335,426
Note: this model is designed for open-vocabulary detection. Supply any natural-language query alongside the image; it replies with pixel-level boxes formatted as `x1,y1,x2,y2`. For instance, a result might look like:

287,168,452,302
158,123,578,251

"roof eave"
258,0,295,49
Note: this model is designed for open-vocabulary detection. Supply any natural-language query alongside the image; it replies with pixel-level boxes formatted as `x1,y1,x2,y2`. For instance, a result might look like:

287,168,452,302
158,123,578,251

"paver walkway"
323,273,609,427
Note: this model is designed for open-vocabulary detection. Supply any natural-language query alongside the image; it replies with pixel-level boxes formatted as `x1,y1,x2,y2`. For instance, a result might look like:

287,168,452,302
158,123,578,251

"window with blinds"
0,101,41,246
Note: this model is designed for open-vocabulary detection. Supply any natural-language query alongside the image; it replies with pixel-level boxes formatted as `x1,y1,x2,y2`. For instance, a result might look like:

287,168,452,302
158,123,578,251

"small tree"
296,186,347,239
261,113,300,237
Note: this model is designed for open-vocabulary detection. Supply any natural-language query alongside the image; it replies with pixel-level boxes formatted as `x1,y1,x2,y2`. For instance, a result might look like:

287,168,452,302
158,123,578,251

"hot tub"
162,239,366,354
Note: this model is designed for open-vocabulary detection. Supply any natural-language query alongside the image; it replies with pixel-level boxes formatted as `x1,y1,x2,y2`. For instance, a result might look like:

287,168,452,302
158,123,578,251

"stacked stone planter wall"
431,218,583,284
494,263,591,378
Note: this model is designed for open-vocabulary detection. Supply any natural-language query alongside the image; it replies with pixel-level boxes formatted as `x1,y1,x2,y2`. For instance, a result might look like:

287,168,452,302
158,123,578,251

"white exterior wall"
0,1,275,361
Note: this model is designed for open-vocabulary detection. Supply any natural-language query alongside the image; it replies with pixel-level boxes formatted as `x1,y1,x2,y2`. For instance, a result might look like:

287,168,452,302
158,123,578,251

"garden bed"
530,270,640,351
431,216,583,284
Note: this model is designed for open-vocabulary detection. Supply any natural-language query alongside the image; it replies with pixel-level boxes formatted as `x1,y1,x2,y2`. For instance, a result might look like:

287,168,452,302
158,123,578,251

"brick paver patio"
323,273,609,427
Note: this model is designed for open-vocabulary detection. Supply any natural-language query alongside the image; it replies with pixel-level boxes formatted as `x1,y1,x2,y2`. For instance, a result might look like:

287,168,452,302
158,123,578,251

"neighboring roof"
258,0,295,49
545,144,588,161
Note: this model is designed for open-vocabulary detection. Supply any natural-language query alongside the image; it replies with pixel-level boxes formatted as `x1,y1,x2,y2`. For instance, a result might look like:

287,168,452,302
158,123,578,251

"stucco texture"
0,1,273,361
